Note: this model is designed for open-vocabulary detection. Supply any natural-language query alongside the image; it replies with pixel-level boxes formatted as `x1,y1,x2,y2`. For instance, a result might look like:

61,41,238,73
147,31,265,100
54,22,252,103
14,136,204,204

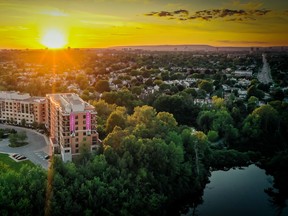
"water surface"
193,164,287,216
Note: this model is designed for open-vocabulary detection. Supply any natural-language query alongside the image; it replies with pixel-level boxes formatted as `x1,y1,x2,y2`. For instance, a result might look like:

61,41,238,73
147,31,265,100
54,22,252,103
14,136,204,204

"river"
185,164,288,216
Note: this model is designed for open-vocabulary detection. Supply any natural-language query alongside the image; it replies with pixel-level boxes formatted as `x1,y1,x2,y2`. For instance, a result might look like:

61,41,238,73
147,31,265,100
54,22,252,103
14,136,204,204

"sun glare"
41,29,67,48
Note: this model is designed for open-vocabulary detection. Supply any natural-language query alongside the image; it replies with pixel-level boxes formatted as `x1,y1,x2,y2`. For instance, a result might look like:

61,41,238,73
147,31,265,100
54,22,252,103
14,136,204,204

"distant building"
0,91,45,125
233,70,253,78
46,93,100,162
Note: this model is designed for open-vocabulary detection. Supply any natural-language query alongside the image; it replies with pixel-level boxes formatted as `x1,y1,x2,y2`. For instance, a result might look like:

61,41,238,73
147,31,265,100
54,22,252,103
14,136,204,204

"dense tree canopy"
45,105,212,215
95,80,110,93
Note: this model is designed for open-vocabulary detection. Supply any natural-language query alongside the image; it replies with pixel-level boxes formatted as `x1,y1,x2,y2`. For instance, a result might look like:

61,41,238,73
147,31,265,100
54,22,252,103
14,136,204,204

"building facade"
0,91,46,125
46,93,100,162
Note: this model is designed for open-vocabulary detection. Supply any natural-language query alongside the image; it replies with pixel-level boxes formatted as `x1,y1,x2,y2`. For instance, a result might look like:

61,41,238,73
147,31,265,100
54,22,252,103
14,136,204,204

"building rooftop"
0,91,45,103
0,91,31,100
47,93,94,113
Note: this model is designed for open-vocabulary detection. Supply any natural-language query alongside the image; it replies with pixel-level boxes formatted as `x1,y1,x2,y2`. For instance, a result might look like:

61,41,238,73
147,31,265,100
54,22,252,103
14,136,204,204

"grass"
0,153,35,172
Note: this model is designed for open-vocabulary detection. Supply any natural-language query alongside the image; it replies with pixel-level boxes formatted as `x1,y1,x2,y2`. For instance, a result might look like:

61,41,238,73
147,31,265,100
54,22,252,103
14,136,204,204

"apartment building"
46,93,99,162
0,91,46,125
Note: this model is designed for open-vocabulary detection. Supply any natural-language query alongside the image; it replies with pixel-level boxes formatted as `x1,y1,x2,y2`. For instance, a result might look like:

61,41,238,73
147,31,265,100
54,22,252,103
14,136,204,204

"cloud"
144,8,272,22
145,9,188,17
174,9,189,16
253,9,271,16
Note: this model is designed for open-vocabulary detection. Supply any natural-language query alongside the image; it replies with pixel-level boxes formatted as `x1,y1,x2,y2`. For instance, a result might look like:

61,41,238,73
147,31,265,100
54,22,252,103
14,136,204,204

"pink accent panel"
70,113,75,132
86,112,91,131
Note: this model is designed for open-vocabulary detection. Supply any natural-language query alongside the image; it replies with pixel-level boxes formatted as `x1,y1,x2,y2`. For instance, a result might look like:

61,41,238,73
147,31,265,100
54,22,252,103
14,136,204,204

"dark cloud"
144,9,188,18
158,11,173,17
253,9,271,16
144,11,173,17
174,9,189,15
144,8,272,22
144,12,157,16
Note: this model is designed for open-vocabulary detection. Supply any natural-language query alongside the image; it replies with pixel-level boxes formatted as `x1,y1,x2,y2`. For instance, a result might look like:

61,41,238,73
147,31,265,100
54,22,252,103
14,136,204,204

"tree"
241,104,281,153
95,80,110,93
197,89,207,99
197,110,237,144
106,108,127,133
198,80,213,94
252,104,279,133
153,94,200,126
102,89,142,113
197,111,214,133
0,166,47,215
212,96,225,109
92,99,116,120
247,96,259,113
247,85,264,100
207,130,219,142
183,88,197,98
8,131,28,147
78,142,91,165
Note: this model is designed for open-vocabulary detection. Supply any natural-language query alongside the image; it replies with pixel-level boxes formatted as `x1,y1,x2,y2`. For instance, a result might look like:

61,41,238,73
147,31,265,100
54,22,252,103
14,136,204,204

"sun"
41,29,67,48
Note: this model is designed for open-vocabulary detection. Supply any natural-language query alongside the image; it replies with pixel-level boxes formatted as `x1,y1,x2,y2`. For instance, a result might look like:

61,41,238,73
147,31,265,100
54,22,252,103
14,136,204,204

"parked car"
12,153,19,158
18,156,27,160
15,155,23,160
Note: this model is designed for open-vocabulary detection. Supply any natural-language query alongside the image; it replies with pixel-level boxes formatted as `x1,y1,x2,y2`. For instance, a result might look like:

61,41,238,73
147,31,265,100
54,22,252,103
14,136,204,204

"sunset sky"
0,0,287,49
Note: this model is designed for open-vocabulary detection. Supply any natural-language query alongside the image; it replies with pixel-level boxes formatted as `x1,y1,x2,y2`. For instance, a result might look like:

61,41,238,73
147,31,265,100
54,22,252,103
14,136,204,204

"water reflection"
182,164,288,216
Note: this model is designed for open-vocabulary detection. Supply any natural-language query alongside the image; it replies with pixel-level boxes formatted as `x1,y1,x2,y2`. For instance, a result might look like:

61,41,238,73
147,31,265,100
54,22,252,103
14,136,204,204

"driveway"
0,124,50,169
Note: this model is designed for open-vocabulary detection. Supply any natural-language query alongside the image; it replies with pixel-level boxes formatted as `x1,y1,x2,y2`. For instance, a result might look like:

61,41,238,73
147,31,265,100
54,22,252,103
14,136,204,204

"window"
64,149,70,153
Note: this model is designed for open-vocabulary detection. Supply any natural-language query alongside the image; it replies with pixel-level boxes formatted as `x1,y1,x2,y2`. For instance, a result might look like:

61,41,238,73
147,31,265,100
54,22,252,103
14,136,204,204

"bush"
207,130,219,142
8,132,28,147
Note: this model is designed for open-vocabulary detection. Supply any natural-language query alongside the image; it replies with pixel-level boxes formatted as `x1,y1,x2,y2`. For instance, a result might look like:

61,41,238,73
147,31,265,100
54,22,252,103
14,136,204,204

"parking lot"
0,124,50,169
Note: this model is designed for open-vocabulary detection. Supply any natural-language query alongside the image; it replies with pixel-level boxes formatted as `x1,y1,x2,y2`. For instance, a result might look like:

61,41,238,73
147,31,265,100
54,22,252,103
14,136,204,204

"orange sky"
0,0,287,48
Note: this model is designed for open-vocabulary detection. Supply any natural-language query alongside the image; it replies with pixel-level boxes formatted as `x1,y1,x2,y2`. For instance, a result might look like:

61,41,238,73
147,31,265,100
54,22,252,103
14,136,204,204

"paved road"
0,124,50,169
257,54,273,84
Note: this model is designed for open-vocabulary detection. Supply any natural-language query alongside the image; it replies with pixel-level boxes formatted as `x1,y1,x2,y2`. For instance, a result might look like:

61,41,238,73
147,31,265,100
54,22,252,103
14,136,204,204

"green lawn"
0,153,35,172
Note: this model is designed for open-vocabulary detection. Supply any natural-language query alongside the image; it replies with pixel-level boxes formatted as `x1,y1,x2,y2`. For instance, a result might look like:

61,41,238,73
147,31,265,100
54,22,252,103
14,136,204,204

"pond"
187,164,288,216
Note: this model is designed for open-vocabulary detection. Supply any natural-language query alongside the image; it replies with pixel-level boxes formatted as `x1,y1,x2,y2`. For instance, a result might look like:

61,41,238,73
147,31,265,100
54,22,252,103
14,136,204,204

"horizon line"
1,43,288,50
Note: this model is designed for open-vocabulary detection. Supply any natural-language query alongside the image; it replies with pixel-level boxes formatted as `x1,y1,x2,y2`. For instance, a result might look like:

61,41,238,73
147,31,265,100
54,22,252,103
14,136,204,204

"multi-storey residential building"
0,91,46,125
46,93,99,162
